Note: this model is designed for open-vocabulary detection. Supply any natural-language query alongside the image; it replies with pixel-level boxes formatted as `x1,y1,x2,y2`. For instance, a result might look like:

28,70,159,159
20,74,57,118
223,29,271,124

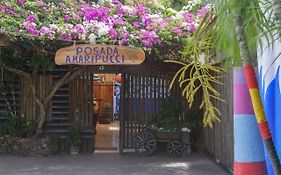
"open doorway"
93,73,121,151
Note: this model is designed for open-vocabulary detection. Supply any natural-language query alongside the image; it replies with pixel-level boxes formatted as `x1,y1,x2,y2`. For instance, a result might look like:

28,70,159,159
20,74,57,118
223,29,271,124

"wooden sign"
55,44,145,65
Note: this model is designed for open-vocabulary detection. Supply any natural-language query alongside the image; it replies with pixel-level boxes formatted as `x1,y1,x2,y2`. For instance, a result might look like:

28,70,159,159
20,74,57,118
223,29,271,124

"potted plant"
153,98,182,140
155,98,181,130
68,126,82,155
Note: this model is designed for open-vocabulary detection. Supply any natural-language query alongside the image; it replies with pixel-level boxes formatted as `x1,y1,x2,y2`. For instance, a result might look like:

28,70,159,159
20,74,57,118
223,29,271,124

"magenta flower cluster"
0,0,209,48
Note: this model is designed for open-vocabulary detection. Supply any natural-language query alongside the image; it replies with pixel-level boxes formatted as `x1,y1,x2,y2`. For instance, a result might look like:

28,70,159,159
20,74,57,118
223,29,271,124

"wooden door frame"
84,60,181,153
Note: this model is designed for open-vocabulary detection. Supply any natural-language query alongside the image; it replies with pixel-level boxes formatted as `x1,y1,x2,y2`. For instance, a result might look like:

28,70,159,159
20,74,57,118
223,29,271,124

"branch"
43,66,85,105
32,65,38,83
0,63,31,79
0,35,13,47
64,66,85,83
0,64,44,101
198,15,217,40
0,35,25,52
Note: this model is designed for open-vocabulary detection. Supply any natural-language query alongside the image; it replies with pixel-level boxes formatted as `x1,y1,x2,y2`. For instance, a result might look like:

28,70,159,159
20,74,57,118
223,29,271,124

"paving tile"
0,153,230,175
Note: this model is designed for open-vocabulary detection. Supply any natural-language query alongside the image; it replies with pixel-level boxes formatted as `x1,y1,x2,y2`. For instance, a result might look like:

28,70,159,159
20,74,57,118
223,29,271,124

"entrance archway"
58,60,196,153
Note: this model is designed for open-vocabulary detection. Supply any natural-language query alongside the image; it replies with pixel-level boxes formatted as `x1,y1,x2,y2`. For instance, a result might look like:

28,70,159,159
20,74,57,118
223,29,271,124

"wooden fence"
0,60,235,160
120,65,201,152
201,69,234,172
20,74,53,121
69,71,94,127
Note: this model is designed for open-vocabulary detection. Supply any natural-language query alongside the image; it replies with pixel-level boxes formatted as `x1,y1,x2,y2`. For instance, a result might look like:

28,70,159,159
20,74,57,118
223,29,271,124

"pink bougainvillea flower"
73,13,80,21
172,27,183,35
188,23,195,33
143,40,152,47
183,12,194,22
59,3,66,8
108,28,118,39
23,22,39,36
118,39,128,46
41,6,48,11
6,9,15,15
17,0,25,5
25,15,36,23
36,0,45,6
64,15,71,22
59,32,73,41
0,0,210,48
132,22,140,28
122,32,129,39
198,7,208,17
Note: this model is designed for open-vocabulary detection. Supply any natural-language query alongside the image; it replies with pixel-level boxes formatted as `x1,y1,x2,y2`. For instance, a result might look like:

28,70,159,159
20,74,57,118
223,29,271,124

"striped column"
234,67,267,175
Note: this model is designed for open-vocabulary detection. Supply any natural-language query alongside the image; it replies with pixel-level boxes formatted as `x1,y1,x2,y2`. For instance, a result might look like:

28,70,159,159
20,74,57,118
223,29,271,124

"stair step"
53,94,69,97
44,129,93,138
0,99,20,102
53,105,69,109
52,114,69,120
52,117,69,121
53,111,69,115
45,123,70,127
53,68,69,72
53,100,69,104
43,134,93,139
52,110,69,114
44,129,69,133
0,104,19,107
0,118,7,123
56,87,69,91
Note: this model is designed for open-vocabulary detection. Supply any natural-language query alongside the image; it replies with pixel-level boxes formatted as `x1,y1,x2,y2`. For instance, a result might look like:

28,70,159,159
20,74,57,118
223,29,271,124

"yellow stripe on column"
249,89,266,122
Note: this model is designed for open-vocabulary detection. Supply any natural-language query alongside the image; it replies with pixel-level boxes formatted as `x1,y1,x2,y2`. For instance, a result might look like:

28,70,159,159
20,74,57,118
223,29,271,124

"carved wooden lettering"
55,44,145,65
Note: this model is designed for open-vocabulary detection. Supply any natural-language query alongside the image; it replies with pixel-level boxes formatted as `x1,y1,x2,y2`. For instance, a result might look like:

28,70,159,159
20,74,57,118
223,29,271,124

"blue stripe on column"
234,114,265,162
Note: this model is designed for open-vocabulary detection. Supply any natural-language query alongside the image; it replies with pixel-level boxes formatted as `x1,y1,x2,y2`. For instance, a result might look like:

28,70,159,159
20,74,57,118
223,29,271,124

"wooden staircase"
43,66,94,152
0,81,20,124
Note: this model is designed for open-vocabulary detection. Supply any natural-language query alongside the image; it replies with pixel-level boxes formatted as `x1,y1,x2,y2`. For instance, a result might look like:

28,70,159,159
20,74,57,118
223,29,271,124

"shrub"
68,127,82,147
0,114,36,138
154,98,182,132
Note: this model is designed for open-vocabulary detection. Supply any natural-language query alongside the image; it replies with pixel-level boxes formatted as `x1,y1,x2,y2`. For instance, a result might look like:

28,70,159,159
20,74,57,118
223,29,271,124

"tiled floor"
95,121,119,150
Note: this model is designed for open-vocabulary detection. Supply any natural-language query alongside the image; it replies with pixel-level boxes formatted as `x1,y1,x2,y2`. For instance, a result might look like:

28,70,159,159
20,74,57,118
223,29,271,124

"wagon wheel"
166,141,183,157
134,131,157,156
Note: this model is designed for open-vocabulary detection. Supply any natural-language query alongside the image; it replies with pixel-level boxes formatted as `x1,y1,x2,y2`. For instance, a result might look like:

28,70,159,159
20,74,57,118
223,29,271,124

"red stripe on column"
234,161,267,175
258,121,272,140
243,65,258,89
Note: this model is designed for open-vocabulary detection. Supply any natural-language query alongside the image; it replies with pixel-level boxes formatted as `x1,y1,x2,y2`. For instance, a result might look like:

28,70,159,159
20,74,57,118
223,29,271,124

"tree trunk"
34,67,85,137
0,63,85,137
234,9,281,174
34,98,47,137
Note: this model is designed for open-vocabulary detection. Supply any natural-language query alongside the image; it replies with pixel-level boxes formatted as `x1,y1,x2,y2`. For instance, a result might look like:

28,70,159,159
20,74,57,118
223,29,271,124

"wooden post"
119,73,125,154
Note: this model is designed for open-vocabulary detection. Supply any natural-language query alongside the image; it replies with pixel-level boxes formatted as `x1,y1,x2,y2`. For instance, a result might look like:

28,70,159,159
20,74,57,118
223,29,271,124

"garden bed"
156,131,181,141
0,136,58,157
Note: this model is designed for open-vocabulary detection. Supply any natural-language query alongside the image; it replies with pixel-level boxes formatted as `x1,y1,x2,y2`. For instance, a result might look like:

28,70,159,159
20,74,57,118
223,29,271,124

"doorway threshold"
95,149,119,153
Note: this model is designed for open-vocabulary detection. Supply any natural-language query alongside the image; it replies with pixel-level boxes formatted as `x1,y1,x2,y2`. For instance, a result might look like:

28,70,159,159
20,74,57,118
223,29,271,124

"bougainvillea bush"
0,0,209,53
0,0,222,136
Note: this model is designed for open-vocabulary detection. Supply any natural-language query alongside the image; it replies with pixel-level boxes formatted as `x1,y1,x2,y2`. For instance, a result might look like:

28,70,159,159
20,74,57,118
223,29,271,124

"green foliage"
29,54,55,72
167,60,224,127
154,98,182,131
158,0,206,11
184,110,203,129
0,113,36,138
0,46,55,72
214,0,276,67
68,127,82,146
166,13,225,127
